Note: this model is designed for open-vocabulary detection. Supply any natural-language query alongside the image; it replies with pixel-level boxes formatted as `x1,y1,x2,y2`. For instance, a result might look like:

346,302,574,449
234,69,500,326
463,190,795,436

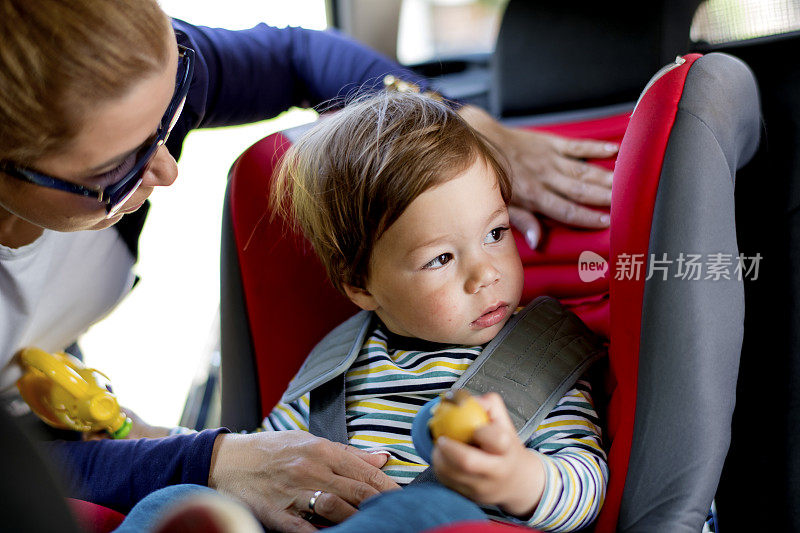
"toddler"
265,91,607,531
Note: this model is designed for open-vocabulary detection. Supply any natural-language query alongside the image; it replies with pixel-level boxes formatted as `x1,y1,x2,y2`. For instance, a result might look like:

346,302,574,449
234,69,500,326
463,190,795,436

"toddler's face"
349,158,523,346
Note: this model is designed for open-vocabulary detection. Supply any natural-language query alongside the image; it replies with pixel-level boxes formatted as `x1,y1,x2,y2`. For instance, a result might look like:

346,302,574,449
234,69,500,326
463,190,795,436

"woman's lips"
471,303,509,329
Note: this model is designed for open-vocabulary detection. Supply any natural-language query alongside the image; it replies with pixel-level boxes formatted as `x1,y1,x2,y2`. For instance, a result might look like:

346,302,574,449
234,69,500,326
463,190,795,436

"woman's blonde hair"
273,91,512,294
0,0,172,165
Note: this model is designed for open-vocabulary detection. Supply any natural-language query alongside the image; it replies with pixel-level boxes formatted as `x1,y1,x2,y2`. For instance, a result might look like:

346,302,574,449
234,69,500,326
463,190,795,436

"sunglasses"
0,44,195,218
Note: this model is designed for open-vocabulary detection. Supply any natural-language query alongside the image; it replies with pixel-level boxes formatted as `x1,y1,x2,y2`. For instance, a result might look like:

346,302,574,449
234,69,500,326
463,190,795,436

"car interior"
9,1,800,531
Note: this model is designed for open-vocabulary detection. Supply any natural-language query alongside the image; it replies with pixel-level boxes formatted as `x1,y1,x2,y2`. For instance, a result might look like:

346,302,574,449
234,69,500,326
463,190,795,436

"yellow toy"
16,347,132,438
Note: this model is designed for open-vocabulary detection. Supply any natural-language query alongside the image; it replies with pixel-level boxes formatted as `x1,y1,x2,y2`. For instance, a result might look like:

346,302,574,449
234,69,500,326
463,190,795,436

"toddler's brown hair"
272,91,512,294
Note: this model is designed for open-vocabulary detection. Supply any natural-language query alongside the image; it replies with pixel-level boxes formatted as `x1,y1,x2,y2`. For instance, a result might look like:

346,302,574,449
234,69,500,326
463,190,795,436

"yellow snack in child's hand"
429,389,489,444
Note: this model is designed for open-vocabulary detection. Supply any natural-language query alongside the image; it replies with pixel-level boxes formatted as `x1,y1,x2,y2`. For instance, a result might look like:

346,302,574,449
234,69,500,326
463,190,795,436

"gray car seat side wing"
618,53,761,532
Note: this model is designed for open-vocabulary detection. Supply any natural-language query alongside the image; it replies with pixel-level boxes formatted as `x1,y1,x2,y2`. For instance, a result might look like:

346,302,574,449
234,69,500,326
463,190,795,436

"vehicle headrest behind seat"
491,0,702,117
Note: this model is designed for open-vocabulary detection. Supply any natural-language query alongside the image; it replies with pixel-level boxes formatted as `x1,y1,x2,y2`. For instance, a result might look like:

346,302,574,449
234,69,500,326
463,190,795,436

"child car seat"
220,51,760,532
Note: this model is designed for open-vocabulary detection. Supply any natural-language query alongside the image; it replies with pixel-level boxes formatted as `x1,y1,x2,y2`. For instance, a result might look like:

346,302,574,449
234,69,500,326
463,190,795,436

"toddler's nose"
465,260,501,294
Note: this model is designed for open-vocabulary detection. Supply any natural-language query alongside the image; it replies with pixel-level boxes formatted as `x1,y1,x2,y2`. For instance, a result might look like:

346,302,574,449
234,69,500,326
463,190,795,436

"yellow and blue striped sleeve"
261,393,311,432
525,380,607,532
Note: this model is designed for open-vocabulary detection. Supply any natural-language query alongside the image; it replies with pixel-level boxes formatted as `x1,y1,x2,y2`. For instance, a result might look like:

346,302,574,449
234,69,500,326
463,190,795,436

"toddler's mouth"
471,303,508,329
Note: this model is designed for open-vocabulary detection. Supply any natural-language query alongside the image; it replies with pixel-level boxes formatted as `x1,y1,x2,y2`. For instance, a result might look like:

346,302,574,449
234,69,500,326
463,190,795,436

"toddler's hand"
432,393,546,518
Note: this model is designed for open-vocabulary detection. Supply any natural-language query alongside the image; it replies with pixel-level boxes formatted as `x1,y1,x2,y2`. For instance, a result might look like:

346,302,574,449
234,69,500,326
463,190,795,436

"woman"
0,0,615,530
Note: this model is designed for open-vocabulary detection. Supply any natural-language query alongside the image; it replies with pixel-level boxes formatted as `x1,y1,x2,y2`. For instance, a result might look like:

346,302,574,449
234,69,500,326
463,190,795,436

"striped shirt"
263,324,607,532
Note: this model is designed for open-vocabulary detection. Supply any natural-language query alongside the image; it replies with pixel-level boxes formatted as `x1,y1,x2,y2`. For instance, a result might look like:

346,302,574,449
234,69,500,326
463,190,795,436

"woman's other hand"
208,430,399,532
459,105,616,249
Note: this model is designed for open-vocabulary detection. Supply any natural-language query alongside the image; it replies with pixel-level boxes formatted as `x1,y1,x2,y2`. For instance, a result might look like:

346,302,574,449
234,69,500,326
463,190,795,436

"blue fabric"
113,484,217,532
329,484,487,533
43,429,227,513
113,483,486,533
166,19,430,160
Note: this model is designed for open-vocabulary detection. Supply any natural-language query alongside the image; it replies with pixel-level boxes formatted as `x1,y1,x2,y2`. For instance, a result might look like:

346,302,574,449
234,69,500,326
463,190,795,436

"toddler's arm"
523,380,607,531
262,394,311,432
433,380,607,532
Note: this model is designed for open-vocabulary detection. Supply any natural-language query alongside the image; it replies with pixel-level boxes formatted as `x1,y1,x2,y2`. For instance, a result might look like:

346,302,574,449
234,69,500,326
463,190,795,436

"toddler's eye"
423,253,453,269
484,226,509,244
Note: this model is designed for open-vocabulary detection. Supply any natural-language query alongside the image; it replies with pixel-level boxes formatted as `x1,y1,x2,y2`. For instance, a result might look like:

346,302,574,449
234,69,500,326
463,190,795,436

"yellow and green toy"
16,347,132,439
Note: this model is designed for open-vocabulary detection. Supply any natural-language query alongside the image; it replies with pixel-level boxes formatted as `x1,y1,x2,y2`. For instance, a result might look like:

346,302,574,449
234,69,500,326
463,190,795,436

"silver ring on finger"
308,490,324,514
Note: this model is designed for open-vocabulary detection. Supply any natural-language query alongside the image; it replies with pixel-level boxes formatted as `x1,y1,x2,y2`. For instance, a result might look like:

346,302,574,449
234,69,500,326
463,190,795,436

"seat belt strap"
309,372,349,445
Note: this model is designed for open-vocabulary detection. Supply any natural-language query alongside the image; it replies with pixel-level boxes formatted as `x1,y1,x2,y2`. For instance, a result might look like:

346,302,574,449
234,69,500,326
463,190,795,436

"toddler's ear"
343,283,379,311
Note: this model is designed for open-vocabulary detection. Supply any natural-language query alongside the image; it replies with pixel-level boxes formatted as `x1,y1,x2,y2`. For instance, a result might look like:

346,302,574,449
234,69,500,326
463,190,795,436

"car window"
397,0,509,64
691,0,800,44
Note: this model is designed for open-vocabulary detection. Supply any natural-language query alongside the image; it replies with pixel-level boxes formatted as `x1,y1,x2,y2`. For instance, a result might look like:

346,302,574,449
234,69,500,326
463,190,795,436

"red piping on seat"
596,53,702,532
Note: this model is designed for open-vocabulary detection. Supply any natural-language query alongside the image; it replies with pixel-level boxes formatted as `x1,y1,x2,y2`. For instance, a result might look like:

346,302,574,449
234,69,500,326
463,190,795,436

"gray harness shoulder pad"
454,296,605,442
296,296,605,453
281,310,373,404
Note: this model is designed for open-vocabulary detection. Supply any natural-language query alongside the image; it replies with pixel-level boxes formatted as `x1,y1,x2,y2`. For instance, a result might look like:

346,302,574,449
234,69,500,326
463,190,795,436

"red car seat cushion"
68,498,126,532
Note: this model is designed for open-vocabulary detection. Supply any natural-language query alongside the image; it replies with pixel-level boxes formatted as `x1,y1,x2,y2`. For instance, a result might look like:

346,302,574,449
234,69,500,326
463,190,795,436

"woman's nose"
465,258,501,294
141,145,178,188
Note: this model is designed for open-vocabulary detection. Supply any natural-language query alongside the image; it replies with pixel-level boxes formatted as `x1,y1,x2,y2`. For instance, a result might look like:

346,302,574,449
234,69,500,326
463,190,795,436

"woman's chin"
90,213,125,230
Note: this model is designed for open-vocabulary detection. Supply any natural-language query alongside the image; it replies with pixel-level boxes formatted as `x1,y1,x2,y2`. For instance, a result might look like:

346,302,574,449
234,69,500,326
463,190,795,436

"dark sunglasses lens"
106,176,143,217
162,53,191,136
105,144,158,215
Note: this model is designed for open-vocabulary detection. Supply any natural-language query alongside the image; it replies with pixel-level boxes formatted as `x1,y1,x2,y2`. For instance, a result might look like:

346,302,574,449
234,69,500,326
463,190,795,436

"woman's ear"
343,283,378,311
